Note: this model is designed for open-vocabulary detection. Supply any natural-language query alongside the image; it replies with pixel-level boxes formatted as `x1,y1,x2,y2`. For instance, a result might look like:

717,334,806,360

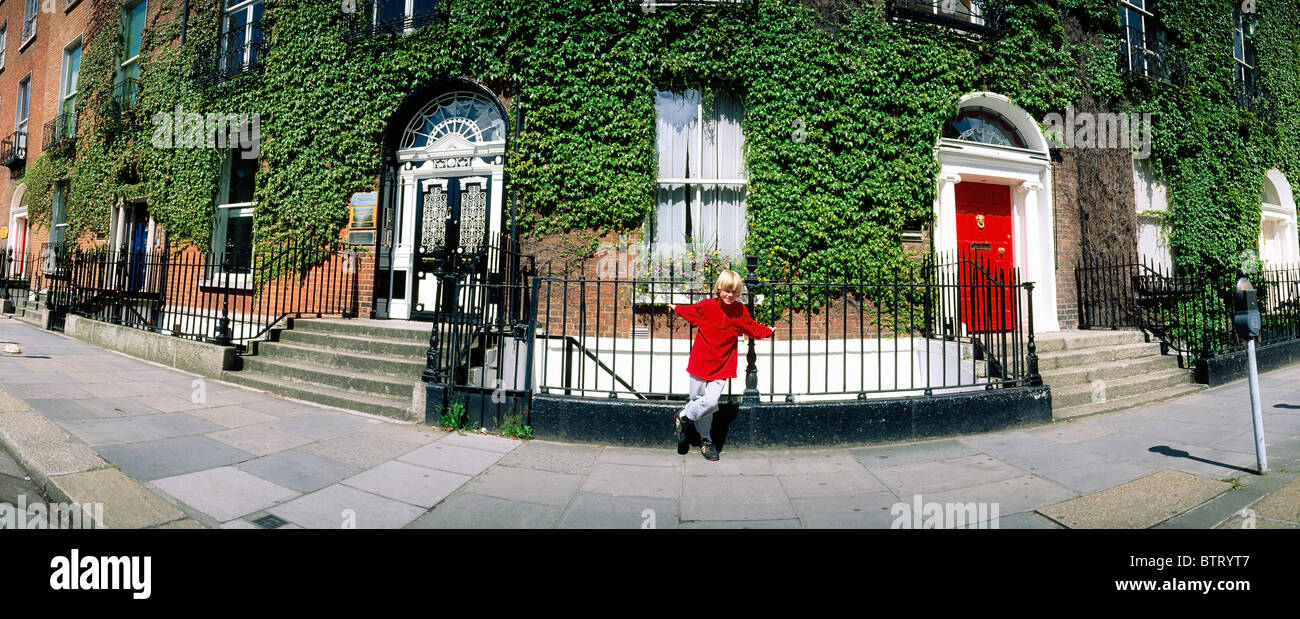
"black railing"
341,0,443,41
1236,76,1277,121
96,78,139,123
1119,25,1185,85
0,131,27,167
193,21,265,87
886,0,1009,38
518,247,1036,403
1075,253,1300,367
25,240,360,349
42,113,77,152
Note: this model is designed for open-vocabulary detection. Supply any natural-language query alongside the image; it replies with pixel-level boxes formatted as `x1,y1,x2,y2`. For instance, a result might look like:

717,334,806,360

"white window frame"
21,0,36,48
16,75,30,150
648,88,748,267
0,21,8,71
1233,8,1257,90
1118,0,1155,76
60,37,82,137
51,183,68,248
118,0,146,105
375,0,438,35
221,0,263,74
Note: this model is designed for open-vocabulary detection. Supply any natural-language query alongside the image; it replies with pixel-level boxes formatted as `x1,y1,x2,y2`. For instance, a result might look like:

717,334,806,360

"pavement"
2,314,1299,529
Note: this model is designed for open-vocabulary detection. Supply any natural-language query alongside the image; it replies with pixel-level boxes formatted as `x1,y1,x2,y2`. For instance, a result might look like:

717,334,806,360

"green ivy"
49,0,1300,303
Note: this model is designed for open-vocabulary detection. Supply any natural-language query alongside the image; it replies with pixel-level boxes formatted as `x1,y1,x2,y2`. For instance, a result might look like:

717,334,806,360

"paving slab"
681,475,795,522
396,442,505,476
76,397,159,418
683,453,775,476
436,431,523,454
341,460,470,509
45,468,185,529
596,446,683,467
556,493,679,529
206,425,316,457
770,451,868,475
186,406,280,429
299,431,425,469
778,470,887,498
677,519,802,529
79,383,145,399
269,484,426,529
0,389,26,413
789,491,900,528
580,462,682,499
869,455,1026,495
151,467,300,522
22,399,103,422
851,439,980,468
96,435,255,481
1038,469,1231,528
354,422,445,446
462,467,583,507
129,394,204,414
268,413,378,440
237,450,363,494
496,440,602,474
993,511,1065,529
1035,459,1157,495
407,493,564,529
59,418,166,446
1026,421,1119,445
923,475,1077,521
131,413,226,438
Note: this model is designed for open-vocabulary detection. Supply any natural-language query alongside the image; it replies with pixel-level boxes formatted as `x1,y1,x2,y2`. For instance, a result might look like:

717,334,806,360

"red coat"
673,297,774,381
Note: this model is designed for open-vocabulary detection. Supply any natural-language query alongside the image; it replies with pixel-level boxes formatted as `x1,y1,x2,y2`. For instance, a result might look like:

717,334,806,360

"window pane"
228,153,258,204
225,215,254,272
413,0,436,17
656,90,699,179
65,45,82,96
128,1,148,59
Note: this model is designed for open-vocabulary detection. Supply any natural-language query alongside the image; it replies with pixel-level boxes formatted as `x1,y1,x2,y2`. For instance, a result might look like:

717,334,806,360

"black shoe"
675,414,691,455
701,440,719,462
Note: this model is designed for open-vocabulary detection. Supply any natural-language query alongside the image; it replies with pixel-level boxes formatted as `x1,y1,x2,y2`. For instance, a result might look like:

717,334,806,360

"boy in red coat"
671,269,773,461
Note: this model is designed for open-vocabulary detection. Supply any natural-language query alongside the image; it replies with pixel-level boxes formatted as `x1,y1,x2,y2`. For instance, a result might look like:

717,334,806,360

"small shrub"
499,412,533,440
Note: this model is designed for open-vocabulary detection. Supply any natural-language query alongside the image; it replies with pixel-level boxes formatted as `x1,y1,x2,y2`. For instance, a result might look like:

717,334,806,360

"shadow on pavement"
1148,445,1257,475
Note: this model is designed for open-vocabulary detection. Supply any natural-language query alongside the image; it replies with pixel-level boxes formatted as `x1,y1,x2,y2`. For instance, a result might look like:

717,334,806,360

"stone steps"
1038,328,1199,421
223,318,432,422
1053,382,1206,420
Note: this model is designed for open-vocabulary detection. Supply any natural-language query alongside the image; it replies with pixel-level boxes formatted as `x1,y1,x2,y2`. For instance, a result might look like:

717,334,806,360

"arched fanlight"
942,106,1027,149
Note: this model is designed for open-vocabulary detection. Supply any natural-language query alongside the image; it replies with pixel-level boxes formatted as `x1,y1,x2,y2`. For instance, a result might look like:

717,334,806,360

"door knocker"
975,214,985,229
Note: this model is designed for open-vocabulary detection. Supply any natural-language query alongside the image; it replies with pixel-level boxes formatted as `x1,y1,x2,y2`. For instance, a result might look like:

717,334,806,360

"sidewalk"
2,314,1298,529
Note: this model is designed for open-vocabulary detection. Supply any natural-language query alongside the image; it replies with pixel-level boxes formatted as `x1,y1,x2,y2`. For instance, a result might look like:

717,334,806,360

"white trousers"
681,376,726,443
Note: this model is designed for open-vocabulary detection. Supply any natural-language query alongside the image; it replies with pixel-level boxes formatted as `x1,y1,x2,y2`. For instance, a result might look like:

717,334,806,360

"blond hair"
715,270,744,294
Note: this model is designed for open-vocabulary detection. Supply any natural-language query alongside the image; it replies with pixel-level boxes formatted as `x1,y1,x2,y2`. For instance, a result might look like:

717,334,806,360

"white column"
936,172,962,260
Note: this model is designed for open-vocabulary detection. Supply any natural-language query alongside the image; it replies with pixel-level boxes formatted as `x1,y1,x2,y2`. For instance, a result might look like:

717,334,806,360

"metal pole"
1246,338,1268,474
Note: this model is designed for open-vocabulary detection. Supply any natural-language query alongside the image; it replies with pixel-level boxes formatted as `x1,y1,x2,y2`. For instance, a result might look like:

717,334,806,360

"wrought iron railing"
1236,76,1278,121
1076,253,1300,367
340,0,443,41
886,0,1009,38
1119,25,1186,85
31,240,361,349
96,78,139,123
193,21,265,87
0,131,27,167
42,113,77,152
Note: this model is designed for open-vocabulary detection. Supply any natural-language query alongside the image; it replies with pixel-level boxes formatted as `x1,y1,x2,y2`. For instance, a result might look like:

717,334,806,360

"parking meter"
1233,278,1260,340
1234,277,1268,474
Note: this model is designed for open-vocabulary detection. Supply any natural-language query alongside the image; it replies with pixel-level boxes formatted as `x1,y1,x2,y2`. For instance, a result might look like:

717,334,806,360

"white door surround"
934,92,1059,333
1260,168,1298,268
377,88,508,320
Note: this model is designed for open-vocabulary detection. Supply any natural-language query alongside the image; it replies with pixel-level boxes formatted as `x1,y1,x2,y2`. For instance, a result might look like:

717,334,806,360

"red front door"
955,182,1016,332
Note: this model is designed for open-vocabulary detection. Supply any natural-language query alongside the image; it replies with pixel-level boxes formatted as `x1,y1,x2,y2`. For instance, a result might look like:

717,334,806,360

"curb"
0,384,203,529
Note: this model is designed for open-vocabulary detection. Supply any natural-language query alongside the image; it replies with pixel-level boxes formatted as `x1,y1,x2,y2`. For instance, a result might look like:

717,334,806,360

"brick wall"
1052,155,1082,329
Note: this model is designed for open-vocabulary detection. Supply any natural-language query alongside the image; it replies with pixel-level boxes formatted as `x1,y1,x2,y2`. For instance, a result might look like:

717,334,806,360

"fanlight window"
399,91,506,152
942,107,1026,149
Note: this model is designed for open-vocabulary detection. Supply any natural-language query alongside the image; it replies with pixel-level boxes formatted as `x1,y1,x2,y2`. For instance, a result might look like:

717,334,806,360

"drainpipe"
509,94,522,254
181,0,190,45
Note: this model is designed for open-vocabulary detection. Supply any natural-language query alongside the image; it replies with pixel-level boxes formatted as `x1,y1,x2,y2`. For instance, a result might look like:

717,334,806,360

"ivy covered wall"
27,0,1300,283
